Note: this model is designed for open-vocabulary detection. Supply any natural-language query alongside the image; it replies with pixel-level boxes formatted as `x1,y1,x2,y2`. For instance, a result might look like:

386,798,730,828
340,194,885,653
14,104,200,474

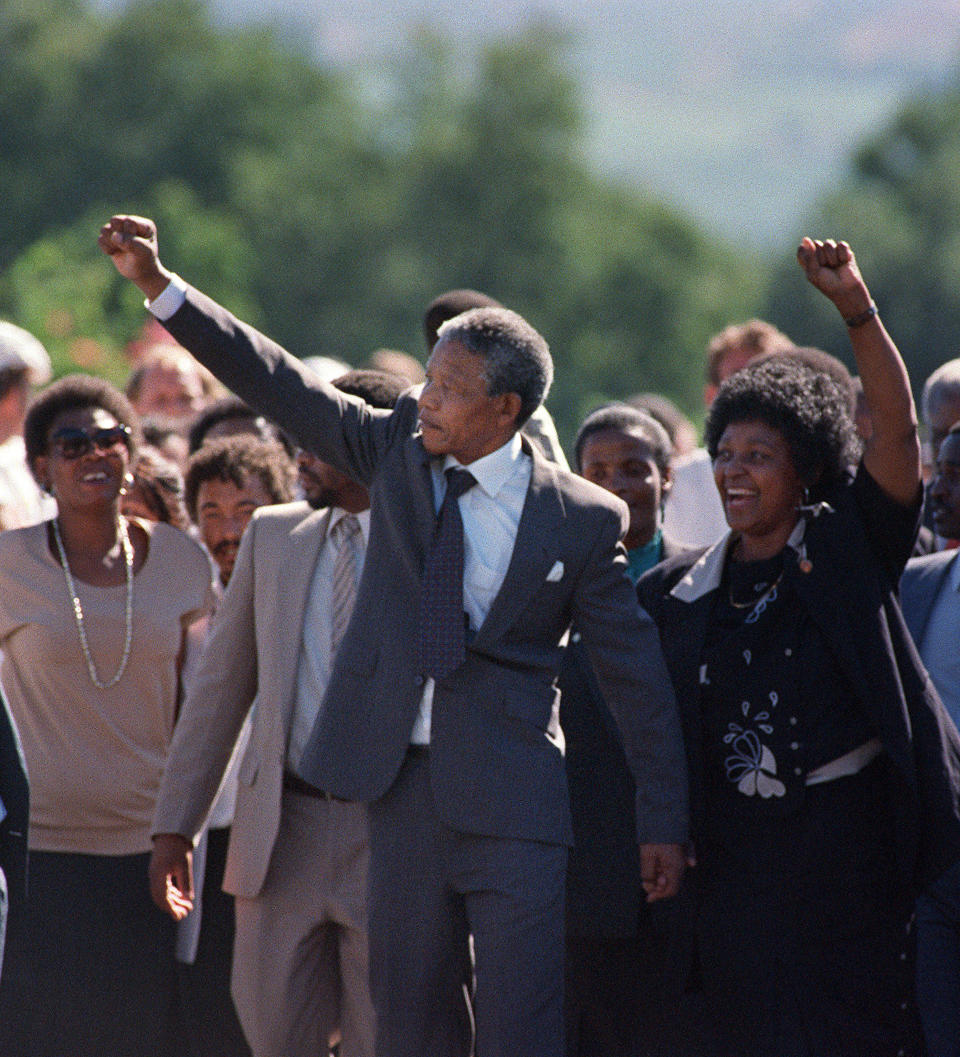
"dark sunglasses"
50,424,132,460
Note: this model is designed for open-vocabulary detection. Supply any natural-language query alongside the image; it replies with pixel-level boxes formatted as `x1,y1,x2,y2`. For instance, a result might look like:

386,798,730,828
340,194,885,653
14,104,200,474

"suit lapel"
472,446,560,648
408,434,440,553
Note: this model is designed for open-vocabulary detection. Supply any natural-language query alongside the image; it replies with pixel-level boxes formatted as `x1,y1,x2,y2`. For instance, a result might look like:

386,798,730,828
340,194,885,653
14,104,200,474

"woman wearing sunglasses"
0,374,214,1057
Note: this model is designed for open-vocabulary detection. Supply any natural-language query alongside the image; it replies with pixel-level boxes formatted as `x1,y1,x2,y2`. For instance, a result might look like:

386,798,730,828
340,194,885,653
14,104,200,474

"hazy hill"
92,0,960,246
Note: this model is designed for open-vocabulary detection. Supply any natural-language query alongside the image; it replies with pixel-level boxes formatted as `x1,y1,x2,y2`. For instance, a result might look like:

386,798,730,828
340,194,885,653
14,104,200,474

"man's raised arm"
98,215,173,302
99,214,396,487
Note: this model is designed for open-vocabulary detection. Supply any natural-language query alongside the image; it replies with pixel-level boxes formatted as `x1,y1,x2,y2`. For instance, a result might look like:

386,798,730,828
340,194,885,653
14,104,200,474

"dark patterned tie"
419,467,477,680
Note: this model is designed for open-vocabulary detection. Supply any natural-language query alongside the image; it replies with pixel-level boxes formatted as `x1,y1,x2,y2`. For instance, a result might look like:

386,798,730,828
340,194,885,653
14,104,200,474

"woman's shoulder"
134,519,211,575
810,462,920,581
0,519,50,561
636,546,708,609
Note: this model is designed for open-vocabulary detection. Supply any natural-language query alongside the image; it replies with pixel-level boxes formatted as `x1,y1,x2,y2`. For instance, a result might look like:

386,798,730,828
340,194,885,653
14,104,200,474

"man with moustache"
177,434,295,1057
151,371,404,1057
185,436,295,588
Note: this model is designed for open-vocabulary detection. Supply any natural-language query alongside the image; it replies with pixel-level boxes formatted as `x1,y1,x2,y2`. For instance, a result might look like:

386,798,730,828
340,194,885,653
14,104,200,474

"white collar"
670,517,808,603
441,432,525,500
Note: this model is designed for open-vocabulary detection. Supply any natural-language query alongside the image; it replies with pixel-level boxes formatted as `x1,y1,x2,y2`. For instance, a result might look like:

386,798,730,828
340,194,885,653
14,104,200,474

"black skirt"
0,849,179,1057
693,756,922,1057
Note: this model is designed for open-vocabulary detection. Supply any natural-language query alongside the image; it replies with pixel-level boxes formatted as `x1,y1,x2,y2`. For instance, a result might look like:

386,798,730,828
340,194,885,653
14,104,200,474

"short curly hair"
184,435,295,523
24,374,142,480
705,355,860,498
436,307,553,428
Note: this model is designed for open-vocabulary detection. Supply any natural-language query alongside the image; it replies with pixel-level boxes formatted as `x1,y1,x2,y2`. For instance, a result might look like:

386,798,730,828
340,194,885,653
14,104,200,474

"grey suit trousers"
368,748,567,1057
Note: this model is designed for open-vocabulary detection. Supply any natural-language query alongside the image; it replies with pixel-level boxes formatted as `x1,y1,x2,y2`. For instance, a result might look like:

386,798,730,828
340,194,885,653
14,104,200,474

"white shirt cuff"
146,273,188,320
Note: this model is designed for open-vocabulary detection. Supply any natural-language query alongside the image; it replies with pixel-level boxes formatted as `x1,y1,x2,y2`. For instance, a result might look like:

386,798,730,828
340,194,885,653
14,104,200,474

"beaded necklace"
52,516,134,689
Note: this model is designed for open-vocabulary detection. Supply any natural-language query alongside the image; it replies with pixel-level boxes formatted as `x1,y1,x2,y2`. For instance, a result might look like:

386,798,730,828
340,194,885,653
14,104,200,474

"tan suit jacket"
152,500,334,899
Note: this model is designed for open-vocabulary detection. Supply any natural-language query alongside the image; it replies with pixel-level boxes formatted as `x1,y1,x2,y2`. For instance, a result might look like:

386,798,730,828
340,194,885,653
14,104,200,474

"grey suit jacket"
160,285,689,847
901,549,958,648
153,500,336,899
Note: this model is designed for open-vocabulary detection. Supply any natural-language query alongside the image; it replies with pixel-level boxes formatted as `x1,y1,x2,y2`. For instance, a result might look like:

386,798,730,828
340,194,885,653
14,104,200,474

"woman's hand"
796,237,873,321
639,842,691,902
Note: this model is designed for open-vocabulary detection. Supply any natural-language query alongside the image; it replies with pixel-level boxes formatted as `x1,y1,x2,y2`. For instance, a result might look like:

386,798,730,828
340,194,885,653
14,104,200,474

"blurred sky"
94,0,960,247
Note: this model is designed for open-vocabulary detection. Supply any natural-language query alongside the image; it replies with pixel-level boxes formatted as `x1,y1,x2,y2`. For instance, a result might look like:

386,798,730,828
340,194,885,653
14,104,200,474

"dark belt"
282,770,348,802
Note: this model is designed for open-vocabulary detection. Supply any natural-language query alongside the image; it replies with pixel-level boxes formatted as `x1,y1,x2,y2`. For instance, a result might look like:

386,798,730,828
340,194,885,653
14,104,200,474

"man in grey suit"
902,422,960,1057
101,214,689,1057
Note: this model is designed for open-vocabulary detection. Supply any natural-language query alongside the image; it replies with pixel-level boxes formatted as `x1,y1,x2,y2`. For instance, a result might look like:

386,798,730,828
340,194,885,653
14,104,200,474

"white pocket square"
546,560,564,582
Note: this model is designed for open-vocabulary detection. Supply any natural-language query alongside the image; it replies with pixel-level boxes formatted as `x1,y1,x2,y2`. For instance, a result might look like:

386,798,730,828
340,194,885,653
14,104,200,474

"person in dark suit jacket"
99,214,690,1057
901,423,960,1057
0,688,28,980
560,403,690,1057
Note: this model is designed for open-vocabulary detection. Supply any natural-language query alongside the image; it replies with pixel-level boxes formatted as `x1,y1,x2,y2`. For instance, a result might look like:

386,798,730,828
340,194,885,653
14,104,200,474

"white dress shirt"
410,433,531,743
288,507,371,770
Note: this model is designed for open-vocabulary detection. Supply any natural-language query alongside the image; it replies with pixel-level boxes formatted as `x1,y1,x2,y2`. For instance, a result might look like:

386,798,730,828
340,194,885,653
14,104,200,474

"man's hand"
98,215,172,302
796,237,873,321
639,842,691,903
148,832,195,921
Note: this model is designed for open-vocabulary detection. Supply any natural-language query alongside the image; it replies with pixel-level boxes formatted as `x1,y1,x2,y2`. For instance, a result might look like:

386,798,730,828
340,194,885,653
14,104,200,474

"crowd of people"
0,215,957,1057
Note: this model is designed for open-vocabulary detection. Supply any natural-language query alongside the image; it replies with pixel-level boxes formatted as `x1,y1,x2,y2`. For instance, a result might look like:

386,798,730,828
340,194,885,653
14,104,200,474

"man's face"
297,450,367,512
928,395,960,468
196,473,273,584
704,344,758,407
579,428,669,550
929,433,960,541
136,362,205,422
417,339,518,464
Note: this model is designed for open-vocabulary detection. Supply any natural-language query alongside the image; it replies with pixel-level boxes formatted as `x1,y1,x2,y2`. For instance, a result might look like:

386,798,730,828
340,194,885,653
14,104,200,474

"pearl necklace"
52,516,134,690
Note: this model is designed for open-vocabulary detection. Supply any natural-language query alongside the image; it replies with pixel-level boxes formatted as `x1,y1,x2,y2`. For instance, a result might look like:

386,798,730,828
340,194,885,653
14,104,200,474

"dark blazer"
160,285,689,848
0,690,28,906
638,466,960,890
901,548,958,647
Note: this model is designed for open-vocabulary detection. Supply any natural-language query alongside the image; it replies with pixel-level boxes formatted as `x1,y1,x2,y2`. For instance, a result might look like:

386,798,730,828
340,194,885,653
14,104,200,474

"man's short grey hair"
922,357,960,425
436,307,553,428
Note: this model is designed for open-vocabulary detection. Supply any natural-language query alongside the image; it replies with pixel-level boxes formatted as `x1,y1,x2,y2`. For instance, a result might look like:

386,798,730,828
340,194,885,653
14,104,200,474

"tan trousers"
231,789,374,1057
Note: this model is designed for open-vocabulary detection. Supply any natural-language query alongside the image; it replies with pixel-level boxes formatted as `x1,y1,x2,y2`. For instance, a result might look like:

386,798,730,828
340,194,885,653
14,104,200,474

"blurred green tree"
764,78,960,400
0,0,762,448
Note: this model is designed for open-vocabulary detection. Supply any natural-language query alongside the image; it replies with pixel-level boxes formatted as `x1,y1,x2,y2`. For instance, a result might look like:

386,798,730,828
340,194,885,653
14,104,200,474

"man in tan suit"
150,370,405,1057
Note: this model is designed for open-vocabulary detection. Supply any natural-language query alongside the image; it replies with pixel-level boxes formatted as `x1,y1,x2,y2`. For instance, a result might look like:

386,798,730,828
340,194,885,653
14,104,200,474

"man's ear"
500,391,523,429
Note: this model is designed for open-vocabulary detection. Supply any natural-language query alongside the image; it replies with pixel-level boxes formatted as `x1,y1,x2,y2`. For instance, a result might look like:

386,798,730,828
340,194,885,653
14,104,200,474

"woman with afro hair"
638,239,960,1057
